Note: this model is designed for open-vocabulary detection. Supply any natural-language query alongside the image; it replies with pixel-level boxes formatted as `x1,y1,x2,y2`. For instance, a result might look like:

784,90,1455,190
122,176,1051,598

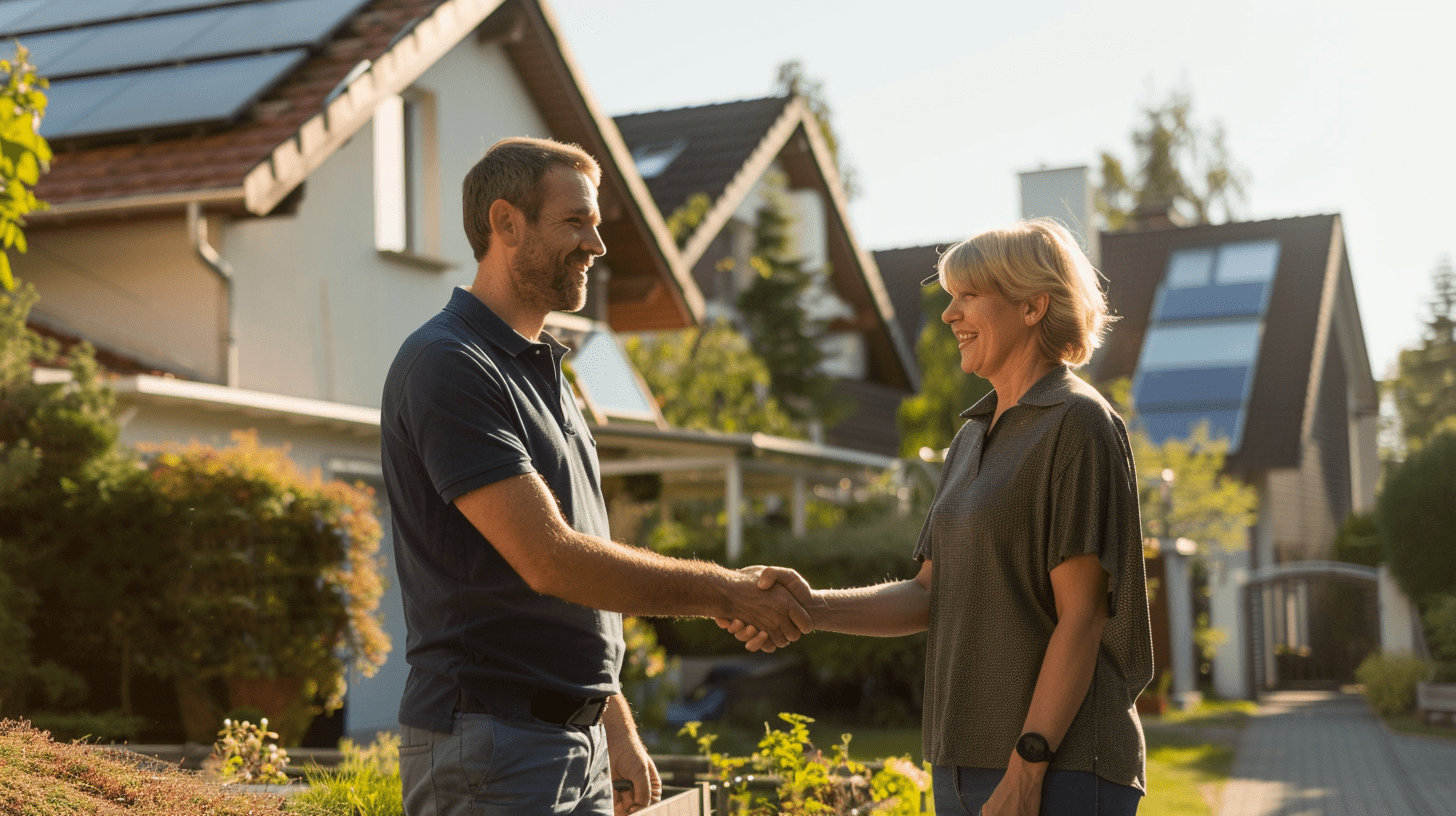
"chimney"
1131,198,1189,231
1018,166,1099,267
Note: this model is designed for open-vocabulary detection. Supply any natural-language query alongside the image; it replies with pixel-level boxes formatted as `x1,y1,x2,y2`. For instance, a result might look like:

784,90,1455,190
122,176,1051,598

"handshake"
714,565,820,653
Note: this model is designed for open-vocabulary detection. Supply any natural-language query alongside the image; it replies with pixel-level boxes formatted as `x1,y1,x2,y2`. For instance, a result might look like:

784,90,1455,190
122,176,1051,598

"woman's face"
940,280,1042,382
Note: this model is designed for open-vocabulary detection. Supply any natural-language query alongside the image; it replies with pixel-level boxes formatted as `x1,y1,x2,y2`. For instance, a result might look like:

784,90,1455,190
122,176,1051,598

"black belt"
459,686,608,727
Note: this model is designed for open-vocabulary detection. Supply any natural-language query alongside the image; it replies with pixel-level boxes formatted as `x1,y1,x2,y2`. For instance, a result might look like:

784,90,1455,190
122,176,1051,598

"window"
374,91,441,260
631,139,687,179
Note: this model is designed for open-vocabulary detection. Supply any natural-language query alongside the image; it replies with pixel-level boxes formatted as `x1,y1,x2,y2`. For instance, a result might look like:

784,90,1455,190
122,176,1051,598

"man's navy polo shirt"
381,287,623,734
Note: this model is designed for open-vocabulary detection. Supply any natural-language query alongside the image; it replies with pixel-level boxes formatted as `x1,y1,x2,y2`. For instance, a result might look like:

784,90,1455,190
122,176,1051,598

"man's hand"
715,566,816,652
604,695,661,815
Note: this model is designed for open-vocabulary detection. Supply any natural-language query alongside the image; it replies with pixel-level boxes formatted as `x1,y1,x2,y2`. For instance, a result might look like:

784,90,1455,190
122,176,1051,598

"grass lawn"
1380,713,1456,740
1140,699,1254,816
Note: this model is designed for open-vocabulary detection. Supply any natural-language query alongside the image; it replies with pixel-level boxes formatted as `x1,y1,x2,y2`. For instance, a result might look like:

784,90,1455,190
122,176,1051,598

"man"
381,136,813,816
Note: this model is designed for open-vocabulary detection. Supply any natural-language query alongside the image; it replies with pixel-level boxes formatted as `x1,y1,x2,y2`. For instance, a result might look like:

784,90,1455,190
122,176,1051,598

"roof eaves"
677,96,799,270
113,374,381,432
1294,215,1357,442
791,103,920,391
29,185,246,222
243,0,508,216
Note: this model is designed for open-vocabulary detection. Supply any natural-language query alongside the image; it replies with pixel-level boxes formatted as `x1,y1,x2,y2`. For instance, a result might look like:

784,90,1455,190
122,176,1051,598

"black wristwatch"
1015,732,1056,764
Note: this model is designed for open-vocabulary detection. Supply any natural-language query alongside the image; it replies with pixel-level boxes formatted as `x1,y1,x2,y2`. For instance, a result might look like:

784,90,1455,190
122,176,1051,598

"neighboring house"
874,169,1411,699
10,0,899,744
614,96,920,457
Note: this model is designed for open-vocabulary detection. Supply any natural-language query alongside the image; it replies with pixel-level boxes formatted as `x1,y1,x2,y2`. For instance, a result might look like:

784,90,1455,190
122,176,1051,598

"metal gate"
1243,562,1381,692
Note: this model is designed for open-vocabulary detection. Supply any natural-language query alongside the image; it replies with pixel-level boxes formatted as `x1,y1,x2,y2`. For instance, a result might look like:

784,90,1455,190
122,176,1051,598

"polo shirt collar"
960,365,1074,418
443,287,567,357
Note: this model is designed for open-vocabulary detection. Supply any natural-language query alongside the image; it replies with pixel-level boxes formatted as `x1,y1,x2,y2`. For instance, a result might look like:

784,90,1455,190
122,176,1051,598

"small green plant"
293,732,402,816
682,713,931,815
208,717,290,786
1355,652,1433,716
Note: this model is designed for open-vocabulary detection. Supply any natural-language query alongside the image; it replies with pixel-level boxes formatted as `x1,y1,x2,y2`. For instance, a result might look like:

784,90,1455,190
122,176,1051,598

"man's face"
509,165,606,314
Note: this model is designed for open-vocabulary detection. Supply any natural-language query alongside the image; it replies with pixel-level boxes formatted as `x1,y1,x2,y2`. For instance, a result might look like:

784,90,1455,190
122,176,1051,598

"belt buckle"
566,697,607,727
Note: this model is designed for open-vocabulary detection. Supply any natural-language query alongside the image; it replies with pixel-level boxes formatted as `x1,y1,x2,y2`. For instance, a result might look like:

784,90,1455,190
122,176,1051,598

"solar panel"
571,331,658,420
178,0,371,59
1156,281,1269,321
0,1,47,34
42,49,306,138
37,10,220,77
7,25,93,74
1138,410,1243,447
1133,365,1250,411
0,0,240,36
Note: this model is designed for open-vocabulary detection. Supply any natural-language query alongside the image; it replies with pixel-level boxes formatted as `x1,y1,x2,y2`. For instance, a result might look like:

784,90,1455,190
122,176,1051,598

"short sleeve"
1047,404,1141,617
397,339,535,503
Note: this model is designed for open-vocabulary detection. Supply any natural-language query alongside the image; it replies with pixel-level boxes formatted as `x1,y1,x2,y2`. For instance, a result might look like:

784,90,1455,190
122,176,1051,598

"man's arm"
603,693,660,815
453,472,812,647
719,561,933,651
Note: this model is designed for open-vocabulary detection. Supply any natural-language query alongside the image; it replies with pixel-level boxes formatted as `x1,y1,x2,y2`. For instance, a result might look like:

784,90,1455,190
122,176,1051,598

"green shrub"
25,710,146,743
293,732,402,816
1355,653,1432,716
1423,594,1456,681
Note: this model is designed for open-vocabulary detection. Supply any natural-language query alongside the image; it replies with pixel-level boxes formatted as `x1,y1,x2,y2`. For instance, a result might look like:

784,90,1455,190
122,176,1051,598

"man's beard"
511,242,591,314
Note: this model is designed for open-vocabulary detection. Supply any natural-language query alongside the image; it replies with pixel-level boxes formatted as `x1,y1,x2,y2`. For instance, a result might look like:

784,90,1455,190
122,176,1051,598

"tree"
896,283,992,458
0,46,51,291
1389,256,1456,453
737,187,847,427
1098,88,1246,231
1130,420,1258,553
624,322,798,436
1376,429,1456,604
774,60,858,199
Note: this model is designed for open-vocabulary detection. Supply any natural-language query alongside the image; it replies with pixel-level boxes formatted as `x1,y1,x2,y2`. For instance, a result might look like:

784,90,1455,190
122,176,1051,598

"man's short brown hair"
462,137,602,261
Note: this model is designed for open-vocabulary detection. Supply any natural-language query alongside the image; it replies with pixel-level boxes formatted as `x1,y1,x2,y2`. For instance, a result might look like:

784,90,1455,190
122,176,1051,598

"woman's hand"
980,759,1043,816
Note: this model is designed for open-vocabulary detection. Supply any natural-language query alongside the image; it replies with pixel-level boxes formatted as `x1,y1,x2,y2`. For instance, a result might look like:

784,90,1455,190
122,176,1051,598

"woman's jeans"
932,765,1141,815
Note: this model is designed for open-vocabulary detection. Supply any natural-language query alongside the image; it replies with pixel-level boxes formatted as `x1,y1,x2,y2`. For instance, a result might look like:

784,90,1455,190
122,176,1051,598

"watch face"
1016,733,1052,763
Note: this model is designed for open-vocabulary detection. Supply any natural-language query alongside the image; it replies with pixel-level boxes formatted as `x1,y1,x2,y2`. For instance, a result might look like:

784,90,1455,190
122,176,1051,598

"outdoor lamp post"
1158,468,1202,710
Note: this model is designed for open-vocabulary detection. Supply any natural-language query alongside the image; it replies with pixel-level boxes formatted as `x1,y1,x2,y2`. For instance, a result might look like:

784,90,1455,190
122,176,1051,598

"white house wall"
222,37,553,407
19,217,225,382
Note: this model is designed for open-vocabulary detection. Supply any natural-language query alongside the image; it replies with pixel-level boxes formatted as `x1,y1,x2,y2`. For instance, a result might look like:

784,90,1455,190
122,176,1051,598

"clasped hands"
716,565,816,653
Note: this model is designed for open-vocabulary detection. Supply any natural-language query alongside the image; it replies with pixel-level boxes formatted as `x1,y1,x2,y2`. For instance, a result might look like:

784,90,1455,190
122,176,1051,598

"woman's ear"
488,199,521,249
1023,292,1050,326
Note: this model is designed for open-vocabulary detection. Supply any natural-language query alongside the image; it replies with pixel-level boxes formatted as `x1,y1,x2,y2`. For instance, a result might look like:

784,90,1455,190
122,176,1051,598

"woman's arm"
720,560,933,650
983,552,1110,816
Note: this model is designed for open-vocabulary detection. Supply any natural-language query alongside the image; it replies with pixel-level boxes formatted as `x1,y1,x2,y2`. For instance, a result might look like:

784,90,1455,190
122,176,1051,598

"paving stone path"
1216,690,1456,816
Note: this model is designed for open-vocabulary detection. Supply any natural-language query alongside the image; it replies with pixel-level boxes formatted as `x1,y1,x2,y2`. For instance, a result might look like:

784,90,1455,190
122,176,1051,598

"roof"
16,0,701,330
614,96,793,221
1093,213,1377,473
614,96,919,392
873,243,949,354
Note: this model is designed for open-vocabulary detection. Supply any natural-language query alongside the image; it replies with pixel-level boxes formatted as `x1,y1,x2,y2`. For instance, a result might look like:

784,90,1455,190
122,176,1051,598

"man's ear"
489,199,522,249
1023,292,1050,326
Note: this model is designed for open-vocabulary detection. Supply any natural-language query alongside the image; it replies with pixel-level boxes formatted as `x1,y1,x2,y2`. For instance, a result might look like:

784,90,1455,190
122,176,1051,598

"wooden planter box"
640,784,712,815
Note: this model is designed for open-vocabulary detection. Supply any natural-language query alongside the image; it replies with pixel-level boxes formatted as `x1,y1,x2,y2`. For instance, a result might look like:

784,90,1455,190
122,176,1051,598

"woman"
728,219,1153,815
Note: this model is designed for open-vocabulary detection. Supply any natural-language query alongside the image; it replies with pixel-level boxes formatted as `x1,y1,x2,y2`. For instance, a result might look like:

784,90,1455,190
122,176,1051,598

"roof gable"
1095,214,1373,473
614,96,919,391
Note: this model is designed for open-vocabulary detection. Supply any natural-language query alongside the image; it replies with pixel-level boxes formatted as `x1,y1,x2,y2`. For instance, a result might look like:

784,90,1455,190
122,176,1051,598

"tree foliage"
897,282,991,458
1389,256,1456,453
0,46,50,291
1129,419,1258,552
1098,88,1246,231
737,188,846,427
1376,429,1456,604
625,322,797,436
0,282,125,714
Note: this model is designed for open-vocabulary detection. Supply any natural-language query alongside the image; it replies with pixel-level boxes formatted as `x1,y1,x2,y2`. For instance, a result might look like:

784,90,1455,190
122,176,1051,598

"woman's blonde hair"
935,218,1114,367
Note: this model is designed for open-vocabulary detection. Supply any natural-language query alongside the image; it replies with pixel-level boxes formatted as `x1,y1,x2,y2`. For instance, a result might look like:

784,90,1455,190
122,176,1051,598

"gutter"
187,202,238,388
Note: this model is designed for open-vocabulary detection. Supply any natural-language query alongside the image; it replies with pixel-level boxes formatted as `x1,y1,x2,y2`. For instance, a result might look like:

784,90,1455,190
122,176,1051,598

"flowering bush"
209,717,290,786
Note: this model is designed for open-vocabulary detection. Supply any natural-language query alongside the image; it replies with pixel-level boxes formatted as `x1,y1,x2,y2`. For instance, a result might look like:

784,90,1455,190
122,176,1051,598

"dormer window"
631,139,687,179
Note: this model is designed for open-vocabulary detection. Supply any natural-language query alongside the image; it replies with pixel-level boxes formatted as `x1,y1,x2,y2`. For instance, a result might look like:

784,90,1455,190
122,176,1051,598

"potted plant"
139,431,389,745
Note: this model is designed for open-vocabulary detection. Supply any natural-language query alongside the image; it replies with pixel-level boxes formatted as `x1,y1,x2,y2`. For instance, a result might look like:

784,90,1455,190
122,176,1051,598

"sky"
547,0,1456,380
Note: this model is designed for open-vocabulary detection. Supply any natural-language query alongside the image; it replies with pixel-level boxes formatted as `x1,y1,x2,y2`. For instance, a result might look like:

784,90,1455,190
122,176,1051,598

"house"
873,168,1413,700
9,0,898,744
613,96,920,457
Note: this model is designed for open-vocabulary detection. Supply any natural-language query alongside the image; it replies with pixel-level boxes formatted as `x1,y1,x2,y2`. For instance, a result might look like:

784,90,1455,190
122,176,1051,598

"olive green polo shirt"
914,366,1154,791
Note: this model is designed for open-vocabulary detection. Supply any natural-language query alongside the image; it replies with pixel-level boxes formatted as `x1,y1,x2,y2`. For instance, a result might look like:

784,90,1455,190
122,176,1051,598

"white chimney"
1018,165,1099,267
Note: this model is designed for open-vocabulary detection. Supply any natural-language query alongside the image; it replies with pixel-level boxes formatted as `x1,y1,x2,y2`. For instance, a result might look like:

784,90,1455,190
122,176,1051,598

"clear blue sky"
549,0,1454,380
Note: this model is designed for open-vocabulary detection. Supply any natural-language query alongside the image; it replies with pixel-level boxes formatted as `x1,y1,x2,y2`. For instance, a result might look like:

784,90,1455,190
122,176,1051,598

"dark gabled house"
614,96,920,457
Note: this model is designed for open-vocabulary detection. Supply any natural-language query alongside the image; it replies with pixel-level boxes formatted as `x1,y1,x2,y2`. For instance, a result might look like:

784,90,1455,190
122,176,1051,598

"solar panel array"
1131,239,1282,449
0,0,372,139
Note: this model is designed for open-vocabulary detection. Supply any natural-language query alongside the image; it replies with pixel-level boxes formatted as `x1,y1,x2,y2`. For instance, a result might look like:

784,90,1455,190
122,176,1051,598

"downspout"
187,202,238,388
